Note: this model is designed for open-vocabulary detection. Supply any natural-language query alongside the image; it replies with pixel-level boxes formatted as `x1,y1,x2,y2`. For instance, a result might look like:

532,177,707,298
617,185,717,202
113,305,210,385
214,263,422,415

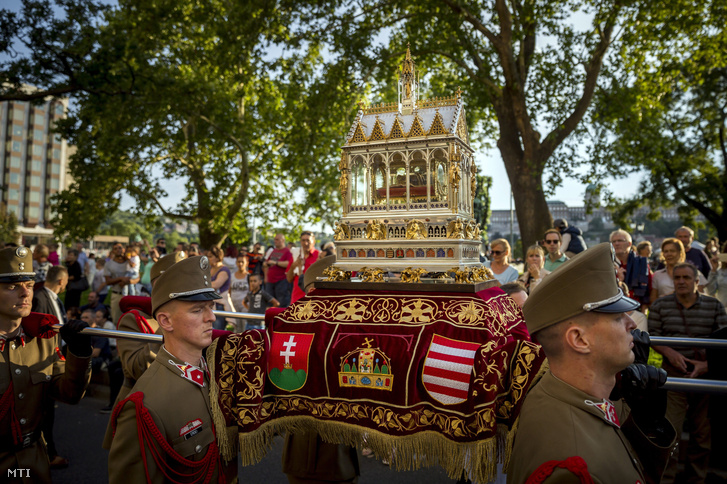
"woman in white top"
518,244,550,293
484,238,519,284
651,237,706,301
706,242,727,306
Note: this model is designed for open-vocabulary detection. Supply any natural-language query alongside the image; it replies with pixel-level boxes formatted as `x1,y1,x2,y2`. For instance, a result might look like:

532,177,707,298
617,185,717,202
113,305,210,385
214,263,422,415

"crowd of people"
1,220,725,483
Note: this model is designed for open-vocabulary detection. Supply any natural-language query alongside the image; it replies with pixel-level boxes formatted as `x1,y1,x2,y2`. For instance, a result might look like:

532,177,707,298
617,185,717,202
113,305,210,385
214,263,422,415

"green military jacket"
507,370,674,484
0,314,91,484
108,346,237,483
101,306,161,449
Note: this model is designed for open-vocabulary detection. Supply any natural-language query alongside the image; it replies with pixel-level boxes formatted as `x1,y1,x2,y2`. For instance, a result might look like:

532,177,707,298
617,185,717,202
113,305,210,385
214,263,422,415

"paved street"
50,383,465,483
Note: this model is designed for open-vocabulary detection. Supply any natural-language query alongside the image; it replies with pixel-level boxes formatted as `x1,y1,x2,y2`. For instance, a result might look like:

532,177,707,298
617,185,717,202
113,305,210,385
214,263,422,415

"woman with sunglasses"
484,238,519,284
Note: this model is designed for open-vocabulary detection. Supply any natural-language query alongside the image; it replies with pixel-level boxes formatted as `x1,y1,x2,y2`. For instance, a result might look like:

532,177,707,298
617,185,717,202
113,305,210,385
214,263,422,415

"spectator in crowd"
319,246,335,259
500,281,528,308
263,233,294,307
105,242,136,324
286,231,320,304
553,218,586,257
32,265,68,324
75,241,88,273
64,248,85,310
81,291,107,314
154,237,167,255
93,257,108,303
704,237,720,261
518,244,550,293
208,246,234,330
322,241,335,253
242,273,279,329
139,247,159,295
187,243,200,256
223,245,238,272
651,238,707,302
706,241,727,306
85,252,97,287
174,242,187,253
48,242,60,266
649,262,727,483
636,240,652,259
483,238,519,284
94,307,123,414
248,242,264,275
542,229,568,272
81,308,112,375
122,245,140,296
675,226,712,278
95,307,116,351
229,254,250,332
611,229,651,309
33,243,52,288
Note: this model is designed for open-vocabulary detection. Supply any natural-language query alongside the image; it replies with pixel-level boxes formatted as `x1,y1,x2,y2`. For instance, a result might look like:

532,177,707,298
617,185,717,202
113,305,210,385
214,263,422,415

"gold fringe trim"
207,339,239,460
231,415,500,484
503,357,549,472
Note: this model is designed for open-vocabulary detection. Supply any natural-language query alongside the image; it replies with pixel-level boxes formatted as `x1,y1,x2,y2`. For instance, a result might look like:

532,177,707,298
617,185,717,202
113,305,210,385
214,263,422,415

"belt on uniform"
0,429,42,453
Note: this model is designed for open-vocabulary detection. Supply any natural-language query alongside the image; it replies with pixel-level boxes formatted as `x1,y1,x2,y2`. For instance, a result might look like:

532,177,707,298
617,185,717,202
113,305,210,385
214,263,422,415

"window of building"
11,141,22,152
33,129,44,140
34,113,45,125
8,189,19,201
55,104,64,115
50,163,61,175
50,178,60,190
27,206,40,219
9,156,21,169
12,108,24,121
32,145,43,156
9,173,20,185
29,175,41,187
28,191,41,203
12,126,23,137
52,148,61,160
32,160,42,172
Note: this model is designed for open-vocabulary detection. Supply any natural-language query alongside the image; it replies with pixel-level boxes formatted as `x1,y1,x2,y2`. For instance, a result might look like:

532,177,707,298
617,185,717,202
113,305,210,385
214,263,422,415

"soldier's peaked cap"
152,255,220,316
150,251,187,282
522,242,639,334
0,246,35,283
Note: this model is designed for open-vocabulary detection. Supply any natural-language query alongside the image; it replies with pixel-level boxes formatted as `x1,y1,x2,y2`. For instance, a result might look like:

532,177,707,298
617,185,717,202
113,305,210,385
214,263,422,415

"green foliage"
473,174,493,244
2,0,363,248
97,211,160,245
592,0,727,241
0,202,20,244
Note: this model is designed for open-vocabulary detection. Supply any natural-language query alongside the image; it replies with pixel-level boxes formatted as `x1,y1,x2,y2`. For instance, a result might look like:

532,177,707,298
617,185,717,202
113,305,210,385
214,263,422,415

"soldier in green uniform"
0,246,92,483
101,251,185,449
108,255,237,483
507,243,676,483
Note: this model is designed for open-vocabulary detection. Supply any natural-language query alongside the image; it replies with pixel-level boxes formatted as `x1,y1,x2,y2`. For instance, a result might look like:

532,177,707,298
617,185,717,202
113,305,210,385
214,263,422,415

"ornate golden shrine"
334,46,486,278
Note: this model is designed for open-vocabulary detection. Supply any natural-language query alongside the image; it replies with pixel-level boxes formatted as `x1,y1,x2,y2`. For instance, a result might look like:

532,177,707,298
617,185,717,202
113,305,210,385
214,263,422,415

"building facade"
0,95,70,244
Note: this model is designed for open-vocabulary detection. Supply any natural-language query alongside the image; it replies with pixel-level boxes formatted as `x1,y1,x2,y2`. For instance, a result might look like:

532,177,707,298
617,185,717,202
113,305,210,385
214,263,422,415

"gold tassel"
207,339,238,461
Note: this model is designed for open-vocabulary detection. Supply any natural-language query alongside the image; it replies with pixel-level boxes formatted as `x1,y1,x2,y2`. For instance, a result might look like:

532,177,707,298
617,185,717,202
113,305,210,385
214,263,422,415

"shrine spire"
398,43,419,115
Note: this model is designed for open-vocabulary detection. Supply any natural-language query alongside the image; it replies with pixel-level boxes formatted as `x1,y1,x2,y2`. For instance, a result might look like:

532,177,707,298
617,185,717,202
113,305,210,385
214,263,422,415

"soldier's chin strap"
111,392,224,484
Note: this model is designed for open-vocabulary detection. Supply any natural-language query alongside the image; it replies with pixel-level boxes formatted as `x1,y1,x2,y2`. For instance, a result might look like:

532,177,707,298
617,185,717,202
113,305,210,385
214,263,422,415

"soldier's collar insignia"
169,358,209,388
584,399,620,427
0,327,25,352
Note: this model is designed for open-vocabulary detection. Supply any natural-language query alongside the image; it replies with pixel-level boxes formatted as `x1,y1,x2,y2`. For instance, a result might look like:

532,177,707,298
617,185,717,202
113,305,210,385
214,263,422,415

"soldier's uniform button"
18,393,24,399
45,375,51,381
11,343,16,350
15,368,21,375
195,445,202,453
19,418,26,425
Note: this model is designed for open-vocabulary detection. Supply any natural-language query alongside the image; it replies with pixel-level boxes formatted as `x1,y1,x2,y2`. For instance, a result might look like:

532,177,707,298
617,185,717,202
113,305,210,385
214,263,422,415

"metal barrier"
650,336,727,349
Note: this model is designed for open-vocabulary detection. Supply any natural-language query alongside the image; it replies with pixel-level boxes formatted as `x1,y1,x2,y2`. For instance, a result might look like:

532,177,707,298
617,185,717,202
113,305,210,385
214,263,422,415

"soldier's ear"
157,311,173,332
563,324,591,355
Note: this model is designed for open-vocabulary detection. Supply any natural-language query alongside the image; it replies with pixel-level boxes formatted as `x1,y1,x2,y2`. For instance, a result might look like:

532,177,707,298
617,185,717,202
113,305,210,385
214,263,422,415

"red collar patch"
169,359,208,388
585,399,620,427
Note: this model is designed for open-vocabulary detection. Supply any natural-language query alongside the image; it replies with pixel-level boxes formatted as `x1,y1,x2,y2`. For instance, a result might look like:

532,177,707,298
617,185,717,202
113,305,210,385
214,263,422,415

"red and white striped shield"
421,334,481,405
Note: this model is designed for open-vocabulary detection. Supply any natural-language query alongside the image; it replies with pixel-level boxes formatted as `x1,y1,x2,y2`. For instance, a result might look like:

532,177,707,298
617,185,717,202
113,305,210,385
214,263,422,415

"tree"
592,1,727,240
1,0,362,247
473,174,493,244
0,202,20,244
321,0,628,248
